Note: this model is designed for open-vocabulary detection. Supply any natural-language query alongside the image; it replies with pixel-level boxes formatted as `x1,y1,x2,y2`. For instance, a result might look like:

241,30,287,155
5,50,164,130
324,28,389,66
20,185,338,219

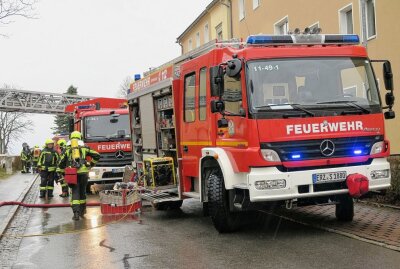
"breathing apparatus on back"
69,131,85,168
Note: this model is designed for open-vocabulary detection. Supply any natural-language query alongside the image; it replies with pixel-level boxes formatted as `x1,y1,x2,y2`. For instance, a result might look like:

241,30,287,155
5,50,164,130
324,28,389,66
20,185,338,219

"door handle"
183,145,188,152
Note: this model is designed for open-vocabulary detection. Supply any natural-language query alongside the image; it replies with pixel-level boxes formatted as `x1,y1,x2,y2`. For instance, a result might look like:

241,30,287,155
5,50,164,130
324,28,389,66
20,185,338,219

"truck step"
139,192,180,203
182,192,200,199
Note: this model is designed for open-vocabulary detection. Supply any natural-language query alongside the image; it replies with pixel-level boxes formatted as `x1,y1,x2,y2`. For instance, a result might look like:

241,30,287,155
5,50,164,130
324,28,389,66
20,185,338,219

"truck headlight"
370,169,390,179
261,149,281,162
370,141,385,155
255,179,286,190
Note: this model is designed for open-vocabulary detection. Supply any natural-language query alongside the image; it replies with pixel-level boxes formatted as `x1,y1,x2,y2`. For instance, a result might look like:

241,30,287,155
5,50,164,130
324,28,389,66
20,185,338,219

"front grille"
261,135,383,162
102,172,124,178
96,152,133,167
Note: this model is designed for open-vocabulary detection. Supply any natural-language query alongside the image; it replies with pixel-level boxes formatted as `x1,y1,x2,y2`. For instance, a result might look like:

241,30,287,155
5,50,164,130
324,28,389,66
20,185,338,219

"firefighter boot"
72,212,80,221
59,192,69,197
47,189,54,198
39,191,46,198
79,205,87,217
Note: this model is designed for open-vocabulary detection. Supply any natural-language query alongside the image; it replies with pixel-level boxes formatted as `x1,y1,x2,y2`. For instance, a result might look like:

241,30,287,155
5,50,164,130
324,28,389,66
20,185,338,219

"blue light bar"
353,149,363,155
247,35,293,45
76,105,94,110
246,34,360,45
291,154,301,159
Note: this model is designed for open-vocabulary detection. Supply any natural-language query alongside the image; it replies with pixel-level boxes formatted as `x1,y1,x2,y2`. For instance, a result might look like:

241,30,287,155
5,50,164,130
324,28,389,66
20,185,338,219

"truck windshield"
84,114,130,141
247,57,381,117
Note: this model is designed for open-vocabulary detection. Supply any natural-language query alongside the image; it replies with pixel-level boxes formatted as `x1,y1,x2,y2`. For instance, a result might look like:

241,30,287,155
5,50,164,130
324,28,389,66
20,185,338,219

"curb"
0,174,39,240
357,199,400,210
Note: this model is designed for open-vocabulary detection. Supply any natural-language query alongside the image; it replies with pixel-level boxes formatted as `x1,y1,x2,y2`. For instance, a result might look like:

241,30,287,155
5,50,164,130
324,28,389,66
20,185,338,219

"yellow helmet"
70,131,82,140
57,139,67,147
45,138,54,145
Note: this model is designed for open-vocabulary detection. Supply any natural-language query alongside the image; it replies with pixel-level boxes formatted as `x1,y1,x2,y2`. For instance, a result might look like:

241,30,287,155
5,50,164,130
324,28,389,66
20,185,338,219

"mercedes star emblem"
320,140,335,157
115,150,125,159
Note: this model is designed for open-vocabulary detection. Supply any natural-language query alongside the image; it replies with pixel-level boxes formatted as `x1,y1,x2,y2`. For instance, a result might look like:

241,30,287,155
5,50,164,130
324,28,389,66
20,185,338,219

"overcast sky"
0,0,208,154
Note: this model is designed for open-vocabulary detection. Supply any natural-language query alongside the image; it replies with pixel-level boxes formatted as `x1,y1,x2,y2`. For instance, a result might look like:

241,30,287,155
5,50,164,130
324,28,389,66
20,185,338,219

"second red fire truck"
66,98,132,184
128,33,395,232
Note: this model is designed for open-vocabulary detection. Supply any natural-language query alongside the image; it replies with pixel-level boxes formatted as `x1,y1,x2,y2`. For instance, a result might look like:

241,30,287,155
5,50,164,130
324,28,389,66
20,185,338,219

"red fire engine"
128,33,395,232
65,97,132,183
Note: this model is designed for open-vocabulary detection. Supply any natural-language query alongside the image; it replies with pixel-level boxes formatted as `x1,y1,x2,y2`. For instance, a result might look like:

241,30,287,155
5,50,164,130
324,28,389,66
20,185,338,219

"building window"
339,4,353,34
274,16,289,35
199,68,207,121
184,73,196,122
204,24,209,43
188,39,192,51
253,0,260,10
239,0,245,20
216,23,223,41
196,32,200,48
365,0,376,39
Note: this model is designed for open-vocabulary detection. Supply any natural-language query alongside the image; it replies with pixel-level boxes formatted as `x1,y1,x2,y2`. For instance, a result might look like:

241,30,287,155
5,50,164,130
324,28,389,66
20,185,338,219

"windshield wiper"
316,100,371,114
255,103,315,117
85,136,112,142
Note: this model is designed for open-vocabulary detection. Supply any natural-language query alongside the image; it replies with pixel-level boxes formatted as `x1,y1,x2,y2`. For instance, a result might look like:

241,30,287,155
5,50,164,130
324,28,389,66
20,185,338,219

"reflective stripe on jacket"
58,141,100,174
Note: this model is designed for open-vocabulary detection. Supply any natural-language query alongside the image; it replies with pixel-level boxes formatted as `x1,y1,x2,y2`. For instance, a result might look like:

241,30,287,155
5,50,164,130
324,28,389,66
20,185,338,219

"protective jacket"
37,148,59,172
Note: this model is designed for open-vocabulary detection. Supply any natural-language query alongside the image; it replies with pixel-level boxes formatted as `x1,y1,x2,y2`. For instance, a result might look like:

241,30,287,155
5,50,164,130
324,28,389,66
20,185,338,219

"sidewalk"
0,173,37,225
274,201,400,250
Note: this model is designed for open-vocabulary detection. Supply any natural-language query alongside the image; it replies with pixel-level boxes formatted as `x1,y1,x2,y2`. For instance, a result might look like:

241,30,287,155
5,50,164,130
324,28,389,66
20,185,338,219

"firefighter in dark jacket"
20,142,32,173
37,139,59,198
55,139,69,197
58,131,100,220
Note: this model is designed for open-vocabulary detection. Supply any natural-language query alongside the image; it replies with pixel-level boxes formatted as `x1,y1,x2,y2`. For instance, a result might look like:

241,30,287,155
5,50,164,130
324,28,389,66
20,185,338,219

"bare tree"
0,111,33,154
0,0,37,35
117,76,132,98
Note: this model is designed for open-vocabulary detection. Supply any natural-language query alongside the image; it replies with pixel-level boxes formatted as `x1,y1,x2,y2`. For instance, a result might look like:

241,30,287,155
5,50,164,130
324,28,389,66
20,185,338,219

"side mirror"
226,58,242,78
383,61,393,91
385,92,395,107
211,100,225,113
384,110,395,119
68,117,75,133
210,66,225,97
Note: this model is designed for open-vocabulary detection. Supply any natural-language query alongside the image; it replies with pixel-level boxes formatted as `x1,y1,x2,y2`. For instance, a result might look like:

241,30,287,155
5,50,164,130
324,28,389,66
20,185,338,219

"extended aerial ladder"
0,88,94,114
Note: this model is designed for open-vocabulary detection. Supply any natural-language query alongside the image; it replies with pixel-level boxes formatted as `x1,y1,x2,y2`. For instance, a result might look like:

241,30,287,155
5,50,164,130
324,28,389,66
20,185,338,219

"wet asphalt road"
5,190,400,269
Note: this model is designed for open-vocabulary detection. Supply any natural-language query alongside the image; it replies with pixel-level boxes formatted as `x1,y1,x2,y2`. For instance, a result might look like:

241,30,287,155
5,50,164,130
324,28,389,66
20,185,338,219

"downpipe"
0,201,100,208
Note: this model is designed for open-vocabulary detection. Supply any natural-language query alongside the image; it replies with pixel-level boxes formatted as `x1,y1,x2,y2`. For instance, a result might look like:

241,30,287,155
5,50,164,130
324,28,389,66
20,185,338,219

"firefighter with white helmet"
58,131,100,220
37,139,59,198
31,145,41,173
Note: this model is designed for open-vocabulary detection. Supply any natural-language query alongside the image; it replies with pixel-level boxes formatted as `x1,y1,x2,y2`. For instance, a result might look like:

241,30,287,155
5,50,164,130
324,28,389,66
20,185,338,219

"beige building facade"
176,0,232,54
177,0,399,154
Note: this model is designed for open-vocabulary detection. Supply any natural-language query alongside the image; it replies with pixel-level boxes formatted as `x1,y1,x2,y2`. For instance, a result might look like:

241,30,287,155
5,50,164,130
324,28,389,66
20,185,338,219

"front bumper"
88,166,125,182
247,158,390,202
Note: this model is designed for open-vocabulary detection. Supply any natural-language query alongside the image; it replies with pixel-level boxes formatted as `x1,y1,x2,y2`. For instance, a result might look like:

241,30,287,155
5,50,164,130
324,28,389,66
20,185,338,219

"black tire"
335,195,354,222
207,170,239,233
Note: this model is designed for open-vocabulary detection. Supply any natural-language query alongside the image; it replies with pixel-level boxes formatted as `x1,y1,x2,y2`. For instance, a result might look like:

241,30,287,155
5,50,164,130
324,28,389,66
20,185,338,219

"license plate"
312,171,347,184
112,168,124,173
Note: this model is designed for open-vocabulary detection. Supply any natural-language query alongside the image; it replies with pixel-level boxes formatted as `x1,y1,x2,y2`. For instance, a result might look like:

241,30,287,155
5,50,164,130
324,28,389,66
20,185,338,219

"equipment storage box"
99,190,141,214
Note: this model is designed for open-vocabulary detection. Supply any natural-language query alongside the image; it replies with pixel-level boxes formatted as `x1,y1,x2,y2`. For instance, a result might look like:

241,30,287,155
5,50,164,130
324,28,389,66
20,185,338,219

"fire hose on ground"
0,201,101,208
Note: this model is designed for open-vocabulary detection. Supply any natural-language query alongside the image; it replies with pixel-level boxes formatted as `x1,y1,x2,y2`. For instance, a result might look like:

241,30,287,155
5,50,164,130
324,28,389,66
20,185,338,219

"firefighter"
31,145,41,174
20,143,32,173
37,139,59,198
58,131,100,221
55,139,69,197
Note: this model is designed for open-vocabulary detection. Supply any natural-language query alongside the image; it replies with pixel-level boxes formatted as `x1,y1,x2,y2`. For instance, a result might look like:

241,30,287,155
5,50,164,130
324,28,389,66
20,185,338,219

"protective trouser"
40,170,55,197
60,177,69,196
21,160,27,173
32,161,38,173
69,173,88,215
